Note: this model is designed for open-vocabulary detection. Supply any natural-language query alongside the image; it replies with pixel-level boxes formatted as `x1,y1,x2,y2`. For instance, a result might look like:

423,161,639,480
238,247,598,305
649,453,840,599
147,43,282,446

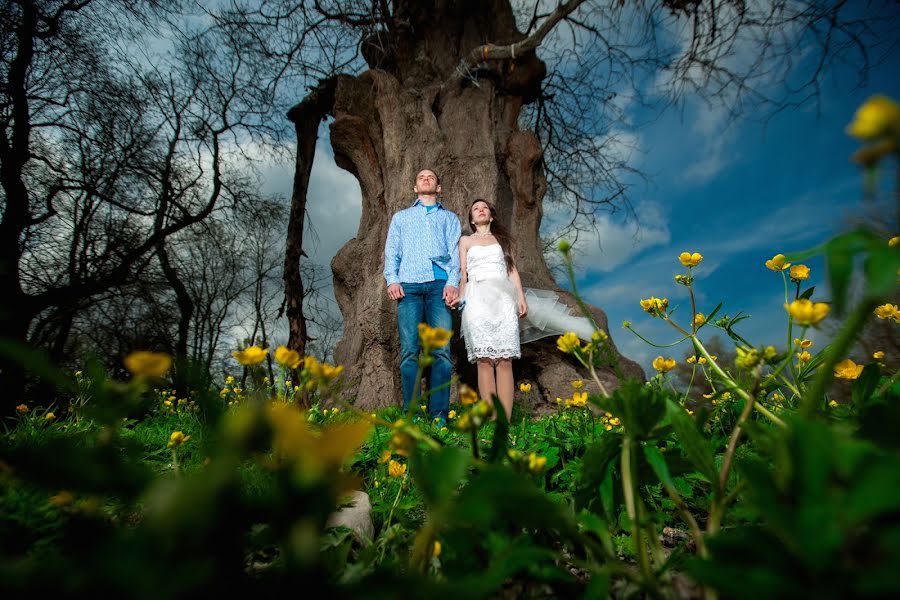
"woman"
457,199,527,420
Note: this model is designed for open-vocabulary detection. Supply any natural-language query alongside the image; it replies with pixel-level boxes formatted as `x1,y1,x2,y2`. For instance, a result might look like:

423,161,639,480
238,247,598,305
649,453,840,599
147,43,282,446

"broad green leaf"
642,444,674,489
799,285,816,300
864,246,900,298
666,399,718,486
410,446,470,510
851,363,881,410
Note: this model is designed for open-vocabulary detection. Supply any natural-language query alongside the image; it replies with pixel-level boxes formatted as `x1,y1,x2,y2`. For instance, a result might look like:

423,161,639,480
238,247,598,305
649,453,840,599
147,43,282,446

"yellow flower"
693,313,706,327
652,356,676,373
796,351,812,364
889,236,900,247
794,338,813,348
678,252,703,267
834,358,864,380
124,351,173,378
556,331,582,353
232,346,268,366
459,384,478,405
167,431,191,449
16,404,28,414
432,540,442,558
829,400,840,408
784,299,829,326
639,297,668,317
789,264,810,282
225,375,234,385
873,351,885,360
319,363,344,381
845,95,900,141
591,330,608,343
765,254,791,271
378,450,391,463
274,346,302,369
874,304,899,321
418,323,453,353
527,452,547,473
388,459,407,478
570,380,583,389
45,412,56,421
49,490,74,507
519,382,532,393
735,347,760,369
448,410,457,419
569,391,588,407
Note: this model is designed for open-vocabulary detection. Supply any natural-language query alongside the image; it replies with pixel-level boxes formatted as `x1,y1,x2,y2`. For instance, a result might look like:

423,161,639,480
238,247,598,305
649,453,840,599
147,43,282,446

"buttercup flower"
274,346,301,369
45,412,56,421
796,351,812,364
570,380,583,389
652,356,676,373
556,332,582,354
167,431,191,449
418,323,453,352
16,404,28,414
678,252,703,268
567,391,588,407
388,459,407,478
873,351,885,360
459,384,478,406
640,297,669,317
124,351,173,378
225,375,234,385
591,330,608,343
874,304,899,321
448,410,457,419
889,236,899,247
765,254,791,271
845,94,900,141
528,452,547,473
49,490,74,507
794,338,813,348
789,264,810,282
834,358,864,380
784,299,829,326
519,383,532,393
735,347,760,369
378,450,391,463
232,346,268,366
693,313,706,327
432,540,442,558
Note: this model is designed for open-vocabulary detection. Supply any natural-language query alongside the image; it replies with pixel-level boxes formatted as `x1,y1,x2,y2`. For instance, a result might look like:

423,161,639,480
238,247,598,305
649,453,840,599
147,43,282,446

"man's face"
414,169,441,196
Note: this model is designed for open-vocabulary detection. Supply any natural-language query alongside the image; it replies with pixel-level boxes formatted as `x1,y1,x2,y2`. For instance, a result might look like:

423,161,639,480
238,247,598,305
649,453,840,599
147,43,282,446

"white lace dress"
461,244,521,363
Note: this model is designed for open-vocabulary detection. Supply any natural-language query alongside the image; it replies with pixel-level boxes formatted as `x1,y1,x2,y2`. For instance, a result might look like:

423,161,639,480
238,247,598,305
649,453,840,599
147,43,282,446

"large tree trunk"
327,0,643,410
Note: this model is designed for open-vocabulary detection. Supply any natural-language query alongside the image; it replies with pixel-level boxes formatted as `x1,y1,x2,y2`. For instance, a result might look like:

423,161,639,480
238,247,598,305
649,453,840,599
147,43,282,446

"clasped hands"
386,283,460,308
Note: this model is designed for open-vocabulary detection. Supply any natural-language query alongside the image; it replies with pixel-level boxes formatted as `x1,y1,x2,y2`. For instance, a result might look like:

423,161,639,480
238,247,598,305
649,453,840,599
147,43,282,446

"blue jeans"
397,280,453,421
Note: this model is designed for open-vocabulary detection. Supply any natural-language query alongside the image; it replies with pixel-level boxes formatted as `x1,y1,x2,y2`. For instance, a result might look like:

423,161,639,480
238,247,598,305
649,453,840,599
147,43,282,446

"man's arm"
383,215,401,286
444,213,462,288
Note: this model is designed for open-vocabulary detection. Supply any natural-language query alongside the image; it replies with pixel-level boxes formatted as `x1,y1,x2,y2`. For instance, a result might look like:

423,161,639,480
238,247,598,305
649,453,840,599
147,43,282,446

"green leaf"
410,446,470,510
487,394,509,463
851,363,881,410
666,399,718,486
799,285,816,300
864,246,900,298
642,444,674,489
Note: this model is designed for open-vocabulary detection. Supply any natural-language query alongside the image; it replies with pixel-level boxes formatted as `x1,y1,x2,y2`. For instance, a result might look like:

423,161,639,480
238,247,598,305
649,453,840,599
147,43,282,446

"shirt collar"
413,198,443,209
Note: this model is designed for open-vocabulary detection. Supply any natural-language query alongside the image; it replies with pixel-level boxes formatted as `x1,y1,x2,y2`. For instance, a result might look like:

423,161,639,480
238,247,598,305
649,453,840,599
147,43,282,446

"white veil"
520,288,597,344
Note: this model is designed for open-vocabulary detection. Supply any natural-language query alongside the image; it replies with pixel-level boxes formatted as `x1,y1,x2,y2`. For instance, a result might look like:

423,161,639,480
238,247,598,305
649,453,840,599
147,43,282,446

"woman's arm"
509,264,528,317
455,236,469,307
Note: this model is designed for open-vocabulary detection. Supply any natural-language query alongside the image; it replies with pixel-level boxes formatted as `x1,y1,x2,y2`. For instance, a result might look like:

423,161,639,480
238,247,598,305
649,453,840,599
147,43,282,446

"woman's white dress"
461,244,521,363
461,243,598,363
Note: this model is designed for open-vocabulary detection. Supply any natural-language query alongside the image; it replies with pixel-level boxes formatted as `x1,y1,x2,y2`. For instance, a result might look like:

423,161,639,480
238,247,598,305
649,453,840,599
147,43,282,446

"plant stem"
718,390,756,492
875,368,900,397
385,478,404,529
693,337,785,428
622,436,652,583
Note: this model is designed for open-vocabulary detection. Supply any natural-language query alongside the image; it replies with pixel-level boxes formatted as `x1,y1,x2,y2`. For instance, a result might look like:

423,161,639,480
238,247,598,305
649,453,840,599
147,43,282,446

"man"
384,169,460,426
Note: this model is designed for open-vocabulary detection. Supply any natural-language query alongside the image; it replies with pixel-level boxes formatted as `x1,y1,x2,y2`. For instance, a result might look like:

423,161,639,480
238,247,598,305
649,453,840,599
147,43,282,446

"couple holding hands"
384,168,592,426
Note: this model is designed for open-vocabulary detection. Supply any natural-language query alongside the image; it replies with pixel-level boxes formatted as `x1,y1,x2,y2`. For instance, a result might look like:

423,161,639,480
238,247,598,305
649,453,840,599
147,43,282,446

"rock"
326,490,374,544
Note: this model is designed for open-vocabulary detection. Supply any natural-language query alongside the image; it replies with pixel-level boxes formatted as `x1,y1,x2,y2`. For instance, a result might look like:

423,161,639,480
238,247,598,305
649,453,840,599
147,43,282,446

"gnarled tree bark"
285,0,644,410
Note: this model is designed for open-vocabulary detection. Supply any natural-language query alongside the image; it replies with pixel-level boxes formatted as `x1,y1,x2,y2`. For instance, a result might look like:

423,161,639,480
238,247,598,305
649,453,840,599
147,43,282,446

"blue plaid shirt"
384,199,461,288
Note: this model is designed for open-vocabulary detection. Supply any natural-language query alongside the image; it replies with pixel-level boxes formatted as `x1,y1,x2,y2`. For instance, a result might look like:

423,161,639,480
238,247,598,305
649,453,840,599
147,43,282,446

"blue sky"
259,12,900,373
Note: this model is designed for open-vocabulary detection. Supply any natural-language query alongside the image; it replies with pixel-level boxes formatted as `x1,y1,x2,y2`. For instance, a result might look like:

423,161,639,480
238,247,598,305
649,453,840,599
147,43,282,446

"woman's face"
470,201,491,227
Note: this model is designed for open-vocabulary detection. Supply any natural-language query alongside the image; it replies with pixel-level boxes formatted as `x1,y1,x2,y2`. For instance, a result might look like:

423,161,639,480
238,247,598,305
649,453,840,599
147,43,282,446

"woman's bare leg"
476,359,496,405
495,359,514,420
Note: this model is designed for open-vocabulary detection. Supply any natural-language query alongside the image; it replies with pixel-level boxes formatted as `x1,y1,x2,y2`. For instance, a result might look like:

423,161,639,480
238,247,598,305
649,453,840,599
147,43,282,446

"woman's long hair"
467,199,515,273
